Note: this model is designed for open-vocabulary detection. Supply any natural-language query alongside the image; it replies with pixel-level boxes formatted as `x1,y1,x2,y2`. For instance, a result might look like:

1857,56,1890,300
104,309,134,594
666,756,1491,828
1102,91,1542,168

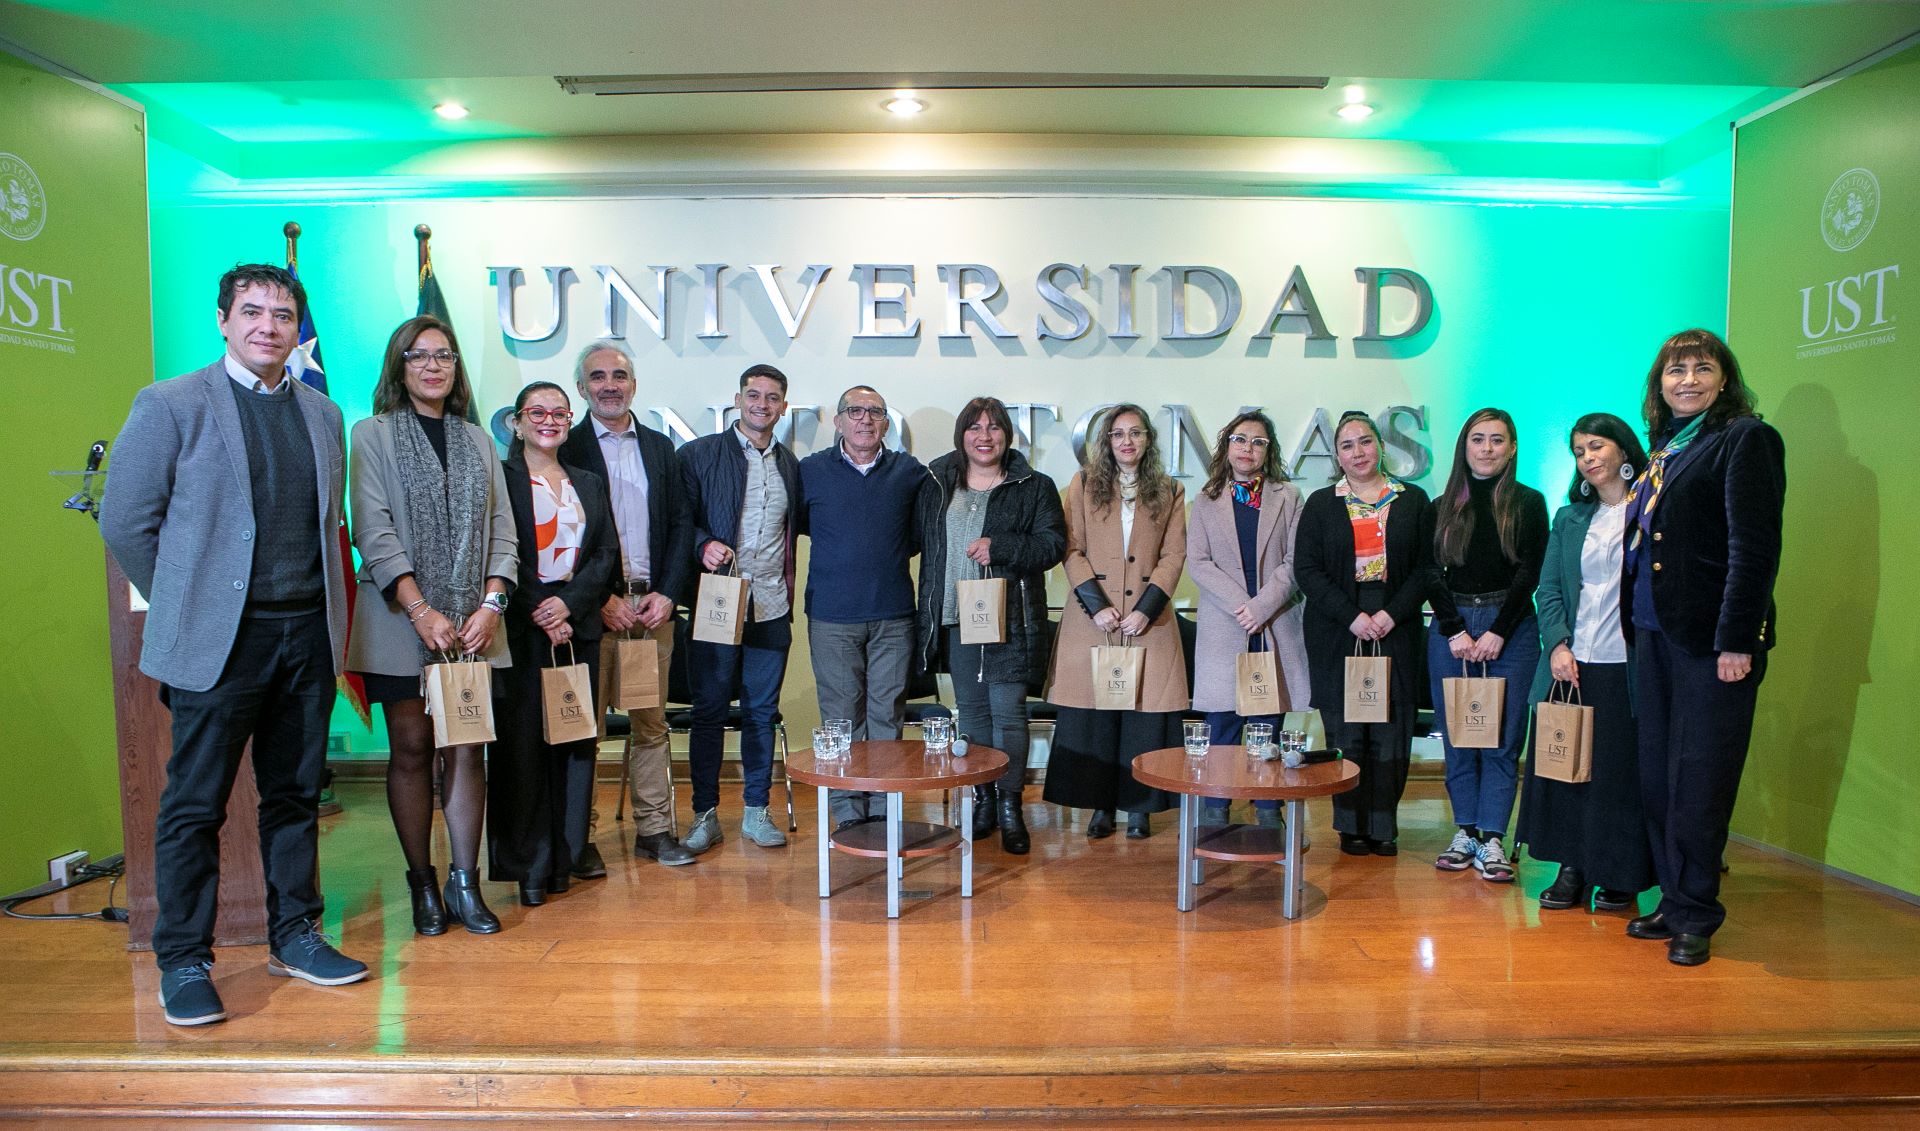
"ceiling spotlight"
1342,83,1367,104
1336,102,1375,121
434,102,470,121
883,93,927,117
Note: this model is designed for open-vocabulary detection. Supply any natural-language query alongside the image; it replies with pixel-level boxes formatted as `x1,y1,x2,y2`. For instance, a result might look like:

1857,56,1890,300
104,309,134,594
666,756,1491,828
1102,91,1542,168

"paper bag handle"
550,640,577,668
1458,660,1490,678
1548,679,1583,706
1102,630,1137,649
1351,638,1382,657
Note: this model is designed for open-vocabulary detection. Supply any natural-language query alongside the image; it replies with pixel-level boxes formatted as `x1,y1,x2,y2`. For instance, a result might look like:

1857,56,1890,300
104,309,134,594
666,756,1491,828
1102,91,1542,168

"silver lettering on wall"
696,263,726,340
750,263,831,339
490,265,573,342
1109,263,1142,341
1035,263,1092,341
939,263,1017,340
852,263,920,338
1252,265,1334,341
596,264,674,341
1354,267,1435,341
1163,265,1241,340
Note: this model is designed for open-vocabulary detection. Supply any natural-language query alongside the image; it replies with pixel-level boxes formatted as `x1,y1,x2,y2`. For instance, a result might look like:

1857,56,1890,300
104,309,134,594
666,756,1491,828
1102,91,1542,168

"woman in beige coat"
1187,410,1312,828
1043,405,1188,839
347,315,516,936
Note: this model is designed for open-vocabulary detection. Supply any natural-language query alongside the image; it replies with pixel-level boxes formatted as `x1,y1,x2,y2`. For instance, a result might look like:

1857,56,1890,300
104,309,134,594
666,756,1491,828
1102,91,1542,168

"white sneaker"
740,804,788,848
1473,835,1516,883
1436,829,1477,871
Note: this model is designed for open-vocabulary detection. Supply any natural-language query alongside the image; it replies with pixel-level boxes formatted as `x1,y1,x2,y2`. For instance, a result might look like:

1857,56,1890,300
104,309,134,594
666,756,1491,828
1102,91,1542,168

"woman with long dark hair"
1620,329,1784,966
1294,411,1437,856
1517,413,1656,912
1186,411,1311,829
487,382,617,908
1042,404,1187,839
1427,407,1549,883
912,396,1067,854
347,315,516,934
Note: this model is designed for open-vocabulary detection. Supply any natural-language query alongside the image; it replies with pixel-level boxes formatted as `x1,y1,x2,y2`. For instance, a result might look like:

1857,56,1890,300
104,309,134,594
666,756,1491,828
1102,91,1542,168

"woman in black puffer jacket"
913,396,1066,854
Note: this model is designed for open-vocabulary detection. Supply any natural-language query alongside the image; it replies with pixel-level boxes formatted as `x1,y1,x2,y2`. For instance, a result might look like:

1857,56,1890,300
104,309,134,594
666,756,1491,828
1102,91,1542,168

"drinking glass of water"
1244,721,1276,761
1183,720,1210,760
923,716,952,752
825,718,852,759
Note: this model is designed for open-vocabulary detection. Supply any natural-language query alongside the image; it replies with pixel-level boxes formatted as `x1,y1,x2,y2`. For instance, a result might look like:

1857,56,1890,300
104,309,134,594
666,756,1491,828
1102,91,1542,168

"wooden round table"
787,740,1008,918
1132,747,1361,918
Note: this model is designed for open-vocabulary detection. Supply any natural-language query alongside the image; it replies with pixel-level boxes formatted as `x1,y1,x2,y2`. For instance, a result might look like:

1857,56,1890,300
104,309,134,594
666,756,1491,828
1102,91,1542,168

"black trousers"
488,639,600,885
153,611,333,969
1634,628,1766,937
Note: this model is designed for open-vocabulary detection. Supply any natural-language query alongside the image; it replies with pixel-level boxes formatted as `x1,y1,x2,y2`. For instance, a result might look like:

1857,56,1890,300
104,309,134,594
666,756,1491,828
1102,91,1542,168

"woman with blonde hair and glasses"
1043,404,1187,839
347,315,516,935
1186,411,1311,831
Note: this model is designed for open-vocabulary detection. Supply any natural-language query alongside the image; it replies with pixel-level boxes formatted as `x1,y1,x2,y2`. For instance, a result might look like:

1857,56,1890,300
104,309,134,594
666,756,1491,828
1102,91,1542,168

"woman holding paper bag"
347,315,516,936
1427,407,1549,883
487,382,617,909
1042,404,1186,840
1186,411,1312,829
1295,412,1438,857
1517,413,1655,912
913,396,1066,855
1620,330,1784,967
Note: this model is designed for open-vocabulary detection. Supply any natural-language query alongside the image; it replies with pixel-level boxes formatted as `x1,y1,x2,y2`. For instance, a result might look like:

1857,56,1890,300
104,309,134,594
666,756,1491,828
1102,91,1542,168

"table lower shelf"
829,820,963,859
1193,824,1304,864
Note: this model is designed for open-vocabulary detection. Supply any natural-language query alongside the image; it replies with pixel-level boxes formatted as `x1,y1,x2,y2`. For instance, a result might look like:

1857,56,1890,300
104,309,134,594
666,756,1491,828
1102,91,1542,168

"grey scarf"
392,411,490,658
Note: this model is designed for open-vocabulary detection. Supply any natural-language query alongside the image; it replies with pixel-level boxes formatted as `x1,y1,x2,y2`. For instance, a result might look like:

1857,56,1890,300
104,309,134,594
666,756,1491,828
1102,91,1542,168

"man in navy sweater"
797,386,931,829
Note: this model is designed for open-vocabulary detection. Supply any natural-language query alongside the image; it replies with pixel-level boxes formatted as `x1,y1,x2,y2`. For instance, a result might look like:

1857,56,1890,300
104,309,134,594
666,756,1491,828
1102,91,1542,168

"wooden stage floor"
3,779,1919,1125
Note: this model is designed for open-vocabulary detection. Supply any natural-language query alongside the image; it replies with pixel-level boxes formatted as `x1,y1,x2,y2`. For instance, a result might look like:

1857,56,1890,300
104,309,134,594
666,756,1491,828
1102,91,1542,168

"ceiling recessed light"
1336,102,1375,121
1342,83,1367,104
883,93,926,117
434,102,470,121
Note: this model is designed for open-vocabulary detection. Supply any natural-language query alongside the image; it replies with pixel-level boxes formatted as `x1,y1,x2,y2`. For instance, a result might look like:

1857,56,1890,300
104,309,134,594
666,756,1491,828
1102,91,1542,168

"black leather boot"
442,867,501,935
998,790,1030,855
1538,866,1585,910
971,785,998,840
406,867,446,936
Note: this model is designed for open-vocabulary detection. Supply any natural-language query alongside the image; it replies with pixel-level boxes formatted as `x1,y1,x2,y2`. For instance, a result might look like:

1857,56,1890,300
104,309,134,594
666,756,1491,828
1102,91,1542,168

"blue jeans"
688,615,792,812
1427,605,1539,838
1203,709,1281,813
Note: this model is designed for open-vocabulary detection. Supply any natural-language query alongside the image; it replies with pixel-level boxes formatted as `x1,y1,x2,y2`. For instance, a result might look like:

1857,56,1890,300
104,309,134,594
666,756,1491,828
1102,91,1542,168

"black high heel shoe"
406,867,446,936
1087,809,1116,839
442,867,501,934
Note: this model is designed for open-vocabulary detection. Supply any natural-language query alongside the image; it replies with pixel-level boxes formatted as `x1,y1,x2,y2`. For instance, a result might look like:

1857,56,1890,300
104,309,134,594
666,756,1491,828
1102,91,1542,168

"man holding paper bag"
560,340,696,868
679,364,802,853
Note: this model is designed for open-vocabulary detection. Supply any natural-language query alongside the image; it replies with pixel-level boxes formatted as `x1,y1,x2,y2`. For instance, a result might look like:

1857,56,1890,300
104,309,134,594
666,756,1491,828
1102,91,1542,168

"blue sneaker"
267,923,369,986
158,960,226,1026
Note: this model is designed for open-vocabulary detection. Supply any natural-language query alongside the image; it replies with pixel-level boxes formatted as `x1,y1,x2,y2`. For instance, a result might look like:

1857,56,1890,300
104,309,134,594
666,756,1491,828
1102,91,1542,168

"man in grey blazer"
101,264,368,1027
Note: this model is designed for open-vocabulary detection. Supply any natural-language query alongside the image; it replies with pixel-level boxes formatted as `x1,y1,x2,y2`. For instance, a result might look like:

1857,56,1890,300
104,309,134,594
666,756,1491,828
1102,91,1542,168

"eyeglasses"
1109,428,1148,443
1227,435,1271,449
840,406,887,421
518,406,575,424
403,349,458,368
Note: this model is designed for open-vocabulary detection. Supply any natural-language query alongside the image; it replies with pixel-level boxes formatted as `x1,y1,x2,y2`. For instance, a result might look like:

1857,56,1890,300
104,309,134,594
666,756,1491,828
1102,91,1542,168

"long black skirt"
1516,661,1656,894
1041,706,1180,813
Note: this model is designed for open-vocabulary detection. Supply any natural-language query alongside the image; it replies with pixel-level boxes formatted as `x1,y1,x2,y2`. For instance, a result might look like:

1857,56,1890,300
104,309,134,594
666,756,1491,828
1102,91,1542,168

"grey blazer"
1185,482,1313,714
100,360,349,693
345,412,517,675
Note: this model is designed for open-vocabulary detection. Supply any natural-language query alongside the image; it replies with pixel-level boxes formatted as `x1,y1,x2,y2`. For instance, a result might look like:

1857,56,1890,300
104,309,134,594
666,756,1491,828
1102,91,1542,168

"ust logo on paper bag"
1466,699,1486,726
460,689,475,704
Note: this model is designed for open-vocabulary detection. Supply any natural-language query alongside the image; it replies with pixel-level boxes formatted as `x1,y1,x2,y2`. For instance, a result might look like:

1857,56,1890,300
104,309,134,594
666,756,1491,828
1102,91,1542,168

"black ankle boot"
517,880,546,907
1539,866,1585,910
406,867,447,936
998,791,1030,855
971,785,998,840
442,867,501,935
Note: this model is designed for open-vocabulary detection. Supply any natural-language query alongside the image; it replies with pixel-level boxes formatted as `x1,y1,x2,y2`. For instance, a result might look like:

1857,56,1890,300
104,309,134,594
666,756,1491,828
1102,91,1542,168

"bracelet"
408,605,432,623
403,597,428,614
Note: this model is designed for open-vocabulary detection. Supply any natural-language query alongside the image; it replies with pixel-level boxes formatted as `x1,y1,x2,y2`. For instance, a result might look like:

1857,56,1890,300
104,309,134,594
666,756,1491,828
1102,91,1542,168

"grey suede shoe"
741,804,788,848
683,807,724,854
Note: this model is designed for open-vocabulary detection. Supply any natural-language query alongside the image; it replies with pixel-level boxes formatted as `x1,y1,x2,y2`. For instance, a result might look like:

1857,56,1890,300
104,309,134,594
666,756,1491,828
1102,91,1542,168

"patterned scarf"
392,411,490,659
1230,475,1263,509
1624,414,1705,552
1339,477,1404,582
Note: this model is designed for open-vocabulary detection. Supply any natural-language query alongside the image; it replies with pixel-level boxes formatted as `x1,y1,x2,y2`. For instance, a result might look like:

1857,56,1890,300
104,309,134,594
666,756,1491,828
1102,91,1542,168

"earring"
1621,464,1635,480
1579,480,1592,498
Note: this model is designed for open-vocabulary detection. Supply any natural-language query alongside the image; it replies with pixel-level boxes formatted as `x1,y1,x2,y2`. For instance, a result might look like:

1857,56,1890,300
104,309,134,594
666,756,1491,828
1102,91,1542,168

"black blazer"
1293,481,1438,710
501,453,619,658
558,414,694,607
1621,415,1785,657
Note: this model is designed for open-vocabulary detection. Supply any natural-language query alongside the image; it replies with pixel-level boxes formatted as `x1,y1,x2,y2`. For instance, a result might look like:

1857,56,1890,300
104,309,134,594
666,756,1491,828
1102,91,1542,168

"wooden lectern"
107,551,267,950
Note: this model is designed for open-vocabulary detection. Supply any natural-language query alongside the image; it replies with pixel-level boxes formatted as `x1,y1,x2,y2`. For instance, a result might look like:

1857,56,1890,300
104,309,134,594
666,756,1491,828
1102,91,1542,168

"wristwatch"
482,591,509,615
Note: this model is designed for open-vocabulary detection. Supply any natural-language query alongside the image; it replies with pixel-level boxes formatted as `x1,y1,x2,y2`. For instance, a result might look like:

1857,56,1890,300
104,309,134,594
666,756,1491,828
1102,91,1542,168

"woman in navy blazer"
487,382,618,909
1619,329,1786,967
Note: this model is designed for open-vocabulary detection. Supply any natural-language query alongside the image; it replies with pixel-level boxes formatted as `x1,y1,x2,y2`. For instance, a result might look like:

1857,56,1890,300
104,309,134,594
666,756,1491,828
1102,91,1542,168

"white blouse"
530,473,585,585
1570,502,1628,664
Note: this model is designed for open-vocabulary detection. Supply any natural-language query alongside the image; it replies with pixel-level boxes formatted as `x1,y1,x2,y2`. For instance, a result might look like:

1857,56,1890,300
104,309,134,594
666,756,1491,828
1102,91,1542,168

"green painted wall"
1730,44,1919,895
0,52,152,893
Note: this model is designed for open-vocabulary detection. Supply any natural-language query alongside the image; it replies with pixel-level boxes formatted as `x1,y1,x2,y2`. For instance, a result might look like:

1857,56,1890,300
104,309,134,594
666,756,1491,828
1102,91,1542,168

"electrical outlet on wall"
48,850,88,886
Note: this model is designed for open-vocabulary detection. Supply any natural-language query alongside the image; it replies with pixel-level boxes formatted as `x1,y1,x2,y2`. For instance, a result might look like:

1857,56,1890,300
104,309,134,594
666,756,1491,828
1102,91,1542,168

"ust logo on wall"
0,153,46,242
1820,168,1880,252
1797,166,1900,360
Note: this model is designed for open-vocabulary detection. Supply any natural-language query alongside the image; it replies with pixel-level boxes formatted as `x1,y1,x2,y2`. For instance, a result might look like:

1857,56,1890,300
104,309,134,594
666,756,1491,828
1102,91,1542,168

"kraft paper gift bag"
1442,661,1504,748
1533,681,1594,784
613,631,662,711
692,567,749,645
1343,639,1391,724
422,651,496,747
541,642,599,745
1235,648,1288,717
1090,633,1142,711
956,567,1008,645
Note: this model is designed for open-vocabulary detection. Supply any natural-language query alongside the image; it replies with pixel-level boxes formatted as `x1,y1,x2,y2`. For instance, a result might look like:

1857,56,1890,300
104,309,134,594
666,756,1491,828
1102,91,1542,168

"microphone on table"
951,733,970,757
